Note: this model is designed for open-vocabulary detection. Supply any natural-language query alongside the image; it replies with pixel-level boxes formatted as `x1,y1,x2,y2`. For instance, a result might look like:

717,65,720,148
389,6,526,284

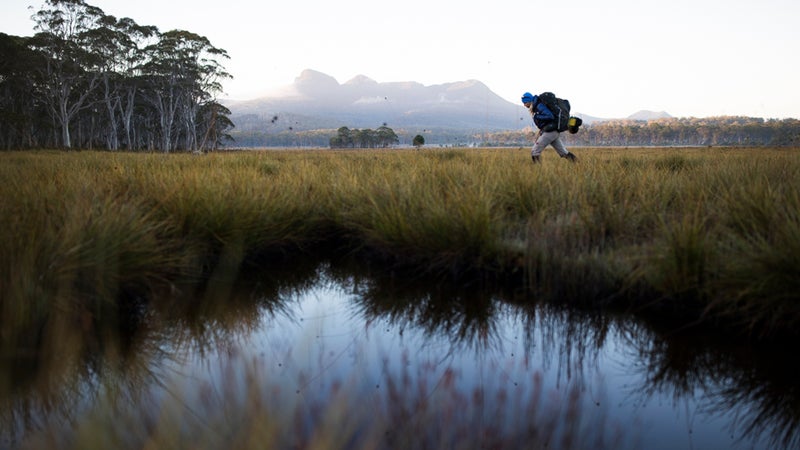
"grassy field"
1,147,799,347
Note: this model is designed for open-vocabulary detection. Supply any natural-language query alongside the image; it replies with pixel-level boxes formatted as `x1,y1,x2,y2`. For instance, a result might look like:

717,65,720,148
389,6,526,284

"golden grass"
1,147,799,342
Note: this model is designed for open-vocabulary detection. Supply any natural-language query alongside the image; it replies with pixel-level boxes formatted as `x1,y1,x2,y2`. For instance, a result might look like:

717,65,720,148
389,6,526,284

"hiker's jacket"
528,96,556,131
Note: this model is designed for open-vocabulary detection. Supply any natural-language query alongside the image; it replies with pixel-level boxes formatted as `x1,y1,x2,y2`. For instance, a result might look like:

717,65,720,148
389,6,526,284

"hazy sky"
2,0,799,119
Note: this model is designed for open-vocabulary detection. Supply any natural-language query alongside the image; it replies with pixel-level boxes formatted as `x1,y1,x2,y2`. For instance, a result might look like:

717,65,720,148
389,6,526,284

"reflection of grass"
18,349,633,450
0,257,320,447
1,147,799,345
622,320,800,450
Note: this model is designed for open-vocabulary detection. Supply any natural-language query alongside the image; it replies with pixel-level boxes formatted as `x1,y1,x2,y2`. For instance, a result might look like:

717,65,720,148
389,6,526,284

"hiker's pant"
531,131,569,158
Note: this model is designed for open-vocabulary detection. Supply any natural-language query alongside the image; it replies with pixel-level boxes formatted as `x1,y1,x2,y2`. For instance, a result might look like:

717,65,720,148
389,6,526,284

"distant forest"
486,116,800,148
0,0,233,151
227,116,800,148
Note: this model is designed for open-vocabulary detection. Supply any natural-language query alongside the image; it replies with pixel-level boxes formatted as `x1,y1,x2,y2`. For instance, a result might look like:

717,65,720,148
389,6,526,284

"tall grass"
1,147,799,342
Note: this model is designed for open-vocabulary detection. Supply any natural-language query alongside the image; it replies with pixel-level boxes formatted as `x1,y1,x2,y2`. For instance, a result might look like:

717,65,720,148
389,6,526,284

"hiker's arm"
536,103,555,120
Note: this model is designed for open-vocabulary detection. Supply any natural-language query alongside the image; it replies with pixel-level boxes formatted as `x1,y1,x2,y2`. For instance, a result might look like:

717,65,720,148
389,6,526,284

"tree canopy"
329,126,399,149
0,0,233,151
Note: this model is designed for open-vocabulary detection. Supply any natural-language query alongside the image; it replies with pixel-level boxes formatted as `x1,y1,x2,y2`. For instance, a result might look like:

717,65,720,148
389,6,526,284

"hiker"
521,92,577,163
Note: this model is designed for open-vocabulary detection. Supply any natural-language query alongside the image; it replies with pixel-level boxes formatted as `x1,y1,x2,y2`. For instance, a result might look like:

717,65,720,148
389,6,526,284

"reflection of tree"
620,322,800,449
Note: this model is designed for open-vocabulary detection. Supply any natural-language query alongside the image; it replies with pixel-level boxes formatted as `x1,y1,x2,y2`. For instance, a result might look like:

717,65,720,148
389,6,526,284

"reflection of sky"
152,271,771,450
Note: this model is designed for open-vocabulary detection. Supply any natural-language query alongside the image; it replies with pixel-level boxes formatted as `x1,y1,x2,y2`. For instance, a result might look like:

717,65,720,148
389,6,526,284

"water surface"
1,260,797,449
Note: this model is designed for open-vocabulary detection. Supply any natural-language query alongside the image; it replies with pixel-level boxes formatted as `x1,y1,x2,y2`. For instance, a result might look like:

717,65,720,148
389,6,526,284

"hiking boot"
531,155,541,164
564,152,577,163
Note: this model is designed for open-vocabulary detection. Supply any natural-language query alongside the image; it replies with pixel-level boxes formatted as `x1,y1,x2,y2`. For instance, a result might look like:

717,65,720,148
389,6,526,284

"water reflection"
332,264,614,392
0,257,797,449
620,322,800,449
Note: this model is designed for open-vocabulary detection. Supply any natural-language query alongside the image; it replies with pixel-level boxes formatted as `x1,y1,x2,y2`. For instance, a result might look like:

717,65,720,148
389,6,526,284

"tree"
196,100,234,151
352,128,373,148
412,134,425,148
138,29,230,152
82,14,156,149
376,125,399,148
0,0,233,151
0,33,46,149
330,126,353,148
329,126,399,149
29,0,106,148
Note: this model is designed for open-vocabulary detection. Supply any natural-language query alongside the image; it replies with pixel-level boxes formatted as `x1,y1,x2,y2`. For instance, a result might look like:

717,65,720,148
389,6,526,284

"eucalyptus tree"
140,30,230,152
354,128,376,148
114,18,158,150
186,35,231,152
29,0,107,148
376,125,399,148
332,126,354,148
329,126,399,149
196,100,234,150
82,14,156,149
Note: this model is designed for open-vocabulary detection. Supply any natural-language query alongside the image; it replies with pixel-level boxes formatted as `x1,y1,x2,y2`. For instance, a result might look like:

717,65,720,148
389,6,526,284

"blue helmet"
521,92,534,104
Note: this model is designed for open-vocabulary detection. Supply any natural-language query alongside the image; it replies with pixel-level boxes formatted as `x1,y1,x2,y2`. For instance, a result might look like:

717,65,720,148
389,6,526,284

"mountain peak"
293,69,340,97
447,79,485,89
628,110,672,121
345,74,377,85
295,69,336,82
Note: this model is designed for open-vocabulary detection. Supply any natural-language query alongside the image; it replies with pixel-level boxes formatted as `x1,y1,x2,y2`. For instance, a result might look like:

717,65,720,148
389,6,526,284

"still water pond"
1,261,797,449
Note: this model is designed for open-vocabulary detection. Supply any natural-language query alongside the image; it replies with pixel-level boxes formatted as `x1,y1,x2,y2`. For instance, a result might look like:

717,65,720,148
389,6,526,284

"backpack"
567,116,583,134
538,92,571,132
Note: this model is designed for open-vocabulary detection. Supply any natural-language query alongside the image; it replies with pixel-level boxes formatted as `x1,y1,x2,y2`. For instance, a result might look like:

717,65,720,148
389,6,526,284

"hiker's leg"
531,131,557,158
551,134,569,157
552,134,577,162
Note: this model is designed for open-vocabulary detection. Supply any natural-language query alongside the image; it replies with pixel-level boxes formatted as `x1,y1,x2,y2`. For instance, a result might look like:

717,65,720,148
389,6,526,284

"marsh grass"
330,150,504,270
1,147,799,344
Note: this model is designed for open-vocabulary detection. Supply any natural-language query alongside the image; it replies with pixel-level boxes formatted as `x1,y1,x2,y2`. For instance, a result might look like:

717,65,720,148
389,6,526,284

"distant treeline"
329,126,400,149
483,117,800,147
226,116,800,149
0,0,233,151
229,128,473,148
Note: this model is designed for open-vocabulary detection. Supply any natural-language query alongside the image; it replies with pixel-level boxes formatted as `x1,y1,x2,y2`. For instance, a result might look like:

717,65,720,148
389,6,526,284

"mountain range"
224,69,671,133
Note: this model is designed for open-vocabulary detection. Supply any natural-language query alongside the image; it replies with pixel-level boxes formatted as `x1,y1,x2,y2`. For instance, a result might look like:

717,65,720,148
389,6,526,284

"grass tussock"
1,147,800,342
